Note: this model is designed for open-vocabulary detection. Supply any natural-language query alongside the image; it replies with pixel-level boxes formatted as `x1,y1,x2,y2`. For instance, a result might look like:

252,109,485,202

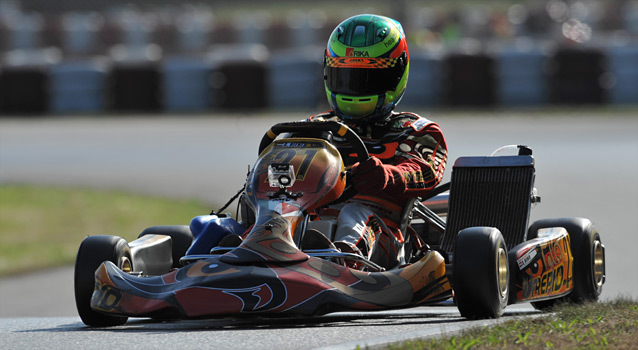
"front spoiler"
91,250,451,319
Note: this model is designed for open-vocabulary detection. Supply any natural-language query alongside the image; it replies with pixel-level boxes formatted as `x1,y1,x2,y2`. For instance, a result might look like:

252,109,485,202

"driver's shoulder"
384,111,435,134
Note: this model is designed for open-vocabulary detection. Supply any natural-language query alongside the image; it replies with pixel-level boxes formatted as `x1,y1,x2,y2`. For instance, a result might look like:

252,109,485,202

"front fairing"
245,137,346,214
509,227,574,302
91,246,451,318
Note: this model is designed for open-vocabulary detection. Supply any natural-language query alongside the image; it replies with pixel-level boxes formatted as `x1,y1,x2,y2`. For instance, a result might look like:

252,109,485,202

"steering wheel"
258,121,369,203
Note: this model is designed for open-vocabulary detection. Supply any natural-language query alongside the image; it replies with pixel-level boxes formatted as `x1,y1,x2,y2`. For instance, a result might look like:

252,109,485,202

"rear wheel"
74,235,131,327
138,225,193,268
528,218,605,310
453,227,509,319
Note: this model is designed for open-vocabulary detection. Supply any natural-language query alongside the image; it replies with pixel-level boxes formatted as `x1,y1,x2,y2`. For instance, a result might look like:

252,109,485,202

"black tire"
527,218,605,310
453,227,509,319
138,225,193,268
74,235,131,327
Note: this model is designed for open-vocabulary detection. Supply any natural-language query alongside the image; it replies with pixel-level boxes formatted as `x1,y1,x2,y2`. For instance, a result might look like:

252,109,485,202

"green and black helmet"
324,14,409,122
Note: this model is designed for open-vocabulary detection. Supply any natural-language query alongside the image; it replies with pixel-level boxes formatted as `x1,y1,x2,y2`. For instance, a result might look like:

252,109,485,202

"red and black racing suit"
307,111,447,269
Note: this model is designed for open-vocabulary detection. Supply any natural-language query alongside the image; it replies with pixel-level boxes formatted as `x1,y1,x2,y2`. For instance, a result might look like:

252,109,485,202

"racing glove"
351,156,392,195
352,156,436,197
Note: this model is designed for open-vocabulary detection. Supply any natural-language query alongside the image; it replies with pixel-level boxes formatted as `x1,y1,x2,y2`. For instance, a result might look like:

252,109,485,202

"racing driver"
304,14,448,270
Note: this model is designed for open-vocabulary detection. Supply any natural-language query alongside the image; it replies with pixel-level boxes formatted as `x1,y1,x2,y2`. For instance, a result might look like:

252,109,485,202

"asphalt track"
0,305,539,350
0,111,636,348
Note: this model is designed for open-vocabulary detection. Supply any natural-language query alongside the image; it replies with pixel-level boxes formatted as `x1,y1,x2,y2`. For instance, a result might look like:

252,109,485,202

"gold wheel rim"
497,247,508,297
593,240,604,288
119,256,132,273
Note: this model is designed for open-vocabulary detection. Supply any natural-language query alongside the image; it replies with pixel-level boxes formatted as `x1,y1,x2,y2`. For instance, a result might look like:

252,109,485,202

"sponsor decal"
402,171,425,187
326,57,398,69
542,241,564,270
519,235,572,299
92,282,123,311
390,118,412,129
410,118,431,132
522,264,566,299
517,247,537,270
383,31,399,48
274,141,323,148
346,48,369,57
277,142,303,148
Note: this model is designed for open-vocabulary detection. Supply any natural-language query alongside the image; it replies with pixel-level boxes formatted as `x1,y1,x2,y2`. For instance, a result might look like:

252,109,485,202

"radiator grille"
441,158,535,253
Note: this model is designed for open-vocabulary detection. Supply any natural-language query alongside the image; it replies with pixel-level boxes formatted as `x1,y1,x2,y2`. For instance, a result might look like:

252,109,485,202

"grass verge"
0,185,212,277
384,298,638,350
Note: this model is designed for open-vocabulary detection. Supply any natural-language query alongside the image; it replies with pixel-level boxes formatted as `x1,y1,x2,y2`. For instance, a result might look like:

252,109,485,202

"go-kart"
74,121,606,327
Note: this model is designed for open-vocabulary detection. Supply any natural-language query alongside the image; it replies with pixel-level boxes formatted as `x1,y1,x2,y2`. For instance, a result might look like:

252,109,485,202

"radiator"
441,155,536,254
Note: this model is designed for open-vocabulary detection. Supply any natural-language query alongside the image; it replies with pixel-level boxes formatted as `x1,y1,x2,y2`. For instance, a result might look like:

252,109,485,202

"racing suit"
307,111,447,269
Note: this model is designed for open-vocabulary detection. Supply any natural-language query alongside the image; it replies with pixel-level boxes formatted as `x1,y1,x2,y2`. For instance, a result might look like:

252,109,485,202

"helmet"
324,14,409,122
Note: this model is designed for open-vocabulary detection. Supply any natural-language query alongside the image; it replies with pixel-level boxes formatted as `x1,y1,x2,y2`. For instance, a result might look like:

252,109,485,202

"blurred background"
0,0,637,114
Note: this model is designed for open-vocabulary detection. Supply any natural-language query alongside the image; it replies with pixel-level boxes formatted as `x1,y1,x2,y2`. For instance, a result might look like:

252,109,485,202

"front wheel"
74,235,132,327
453,227,509,319
528,218,605,310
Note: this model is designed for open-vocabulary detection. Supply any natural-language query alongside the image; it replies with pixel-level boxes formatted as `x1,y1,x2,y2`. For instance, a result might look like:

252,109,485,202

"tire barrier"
162,58,213,111
401,53,442,107
606,45,638,104
268,50,323,109
548,47,607,105
1,46,636,115
208,45,269,110
50,60,107,113
496,48,549,106
109,61,162,112
0,65,49,114
211,60,267,109
443,53,497,107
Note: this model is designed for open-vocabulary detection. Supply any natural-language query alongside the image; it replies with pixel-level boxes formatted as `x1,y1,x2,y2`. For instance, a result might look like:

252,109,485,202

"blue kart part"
186,215,245,255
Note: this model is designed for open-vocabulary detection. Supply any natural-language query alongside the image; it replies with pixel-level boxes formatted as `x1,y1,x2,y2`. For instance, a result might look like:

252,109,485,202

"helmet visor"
325,55,406,96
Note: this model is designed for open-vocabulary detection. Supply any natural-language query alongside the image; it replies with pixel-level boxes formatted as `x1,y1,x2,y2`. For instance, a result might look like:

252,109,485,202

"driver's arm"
352,122,447,198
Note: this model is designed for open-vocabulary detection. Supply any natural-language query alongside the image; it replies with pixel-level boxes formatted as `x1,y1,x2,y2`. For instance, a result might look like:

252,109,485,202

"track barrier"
549,47,607,105
443,52,497,107
1,45,636,115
